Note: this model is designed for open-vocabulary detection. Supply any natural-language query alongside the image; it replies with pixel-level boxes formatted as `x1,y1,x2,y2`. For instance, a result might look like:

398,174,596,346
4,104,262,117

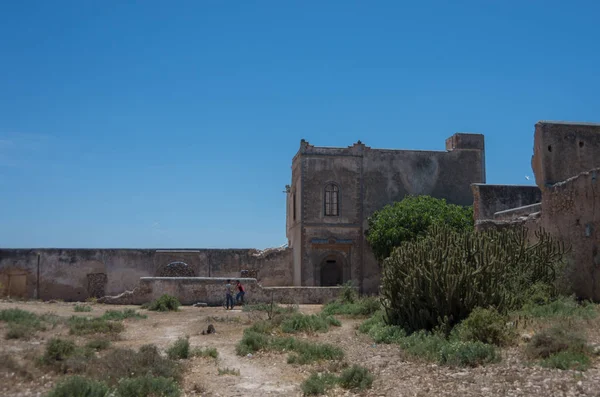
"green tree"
366,195,473,262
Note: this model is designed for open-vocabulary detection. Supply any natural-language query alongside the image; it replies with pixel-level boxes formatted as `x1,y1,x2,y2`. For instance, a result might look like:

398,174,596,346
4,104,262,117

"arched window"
324,184,339,216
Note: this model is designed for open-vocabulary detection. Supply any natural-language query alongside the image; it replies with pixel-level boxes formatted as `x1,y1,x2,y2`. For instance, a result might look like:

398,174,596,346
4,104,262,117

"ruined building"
285,133,486,293
472,121,600,300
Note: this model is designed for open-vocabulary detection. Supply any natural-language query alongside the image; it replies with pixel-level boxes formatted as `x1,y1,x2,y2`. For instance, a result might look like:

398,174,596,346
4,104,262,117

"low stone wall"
98,277,345,306
471,184,541,222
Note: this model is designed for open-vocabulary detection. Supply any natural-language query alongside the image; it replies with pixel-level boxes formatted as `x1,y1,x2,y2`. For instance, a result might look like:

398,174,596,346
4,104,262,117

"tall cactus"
380,225,568,333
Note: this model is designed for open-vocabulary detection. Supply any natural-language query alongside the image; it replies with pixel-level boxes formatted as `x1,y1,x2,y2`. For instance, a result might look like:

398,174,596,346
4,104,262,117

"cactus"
380,225,568,333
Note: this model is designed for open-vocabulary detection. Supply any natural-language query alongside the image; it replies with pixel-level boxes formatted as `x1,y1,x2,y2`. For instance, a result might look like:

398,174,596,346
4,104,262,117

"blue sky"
1,1,599,249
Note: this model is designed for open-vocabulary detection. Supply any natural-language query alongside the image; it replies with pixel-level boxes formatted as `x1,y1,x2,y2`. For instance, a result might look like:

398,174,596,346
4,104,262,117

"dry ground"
1,300,600,397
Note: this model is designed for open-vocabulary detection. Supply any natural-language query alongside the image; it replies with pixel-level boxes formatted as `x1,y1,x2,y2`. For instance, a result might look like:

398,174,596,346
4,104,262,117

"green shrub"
68,316,125,335
381,225,567,332
46,376,110,397
366,195,473,262
285,340,344,364
91,345,182,384
146,295,181,312
324,315,341,327
44,338,77,362
526,326,588,359
301,372,339,395
0,308,45,339
540,350,591,371
102,309,147,320
5,323,36,339
74,304,92,312
85,339,111,351
339,365,374,390
281,313,329,334
438,341,499,367
235,331,271,356
115,375,180,397
166,337,190,360
192,347,218,359
518,295,597,320
321,296,380,317
452,307,514,346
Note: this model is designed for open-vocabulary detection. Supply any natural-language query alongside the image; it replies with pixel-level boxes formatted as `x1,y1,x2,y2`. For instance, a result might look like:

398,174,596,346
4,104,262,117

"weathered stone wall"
0,248,292,301
98,277,345,306
471,184,542,222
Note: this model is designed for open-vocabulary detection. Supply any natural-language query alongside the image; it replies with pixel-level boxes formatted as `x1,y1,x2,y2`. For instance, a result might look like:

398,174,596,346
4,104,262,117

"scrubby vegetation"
0,308,57,340
74,304,92,312
143,294,181,312
167,337,190,360
321,282,380,317
101,308,147,320
68,316,125,336
301,365,374,395
192,346,218,359
217,367,240,376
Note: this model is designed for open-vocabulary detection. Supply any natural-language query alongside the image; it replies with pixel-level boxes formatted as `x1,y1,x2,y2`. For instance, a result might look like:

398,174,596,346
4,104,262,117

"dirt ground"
1,300,600,397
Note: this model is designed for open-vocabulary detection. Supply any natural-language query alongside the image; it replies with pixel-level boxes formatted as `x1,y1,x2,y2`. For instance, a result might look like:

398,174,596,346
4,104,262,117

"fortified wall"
0,247,292,301
472,121,600,300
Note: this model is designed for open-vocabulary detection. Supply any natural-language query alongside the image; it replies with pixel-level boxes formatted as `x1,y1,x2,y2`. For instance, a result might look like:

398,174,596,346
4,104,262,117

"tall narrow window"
324,184,339,216
293,192,296,221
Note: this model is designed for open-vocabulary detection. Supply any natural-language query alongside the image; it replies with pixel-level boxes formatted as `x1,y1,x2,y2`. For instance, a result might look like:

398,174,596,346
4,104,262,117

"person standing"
235,280,245,304
225,279,234,310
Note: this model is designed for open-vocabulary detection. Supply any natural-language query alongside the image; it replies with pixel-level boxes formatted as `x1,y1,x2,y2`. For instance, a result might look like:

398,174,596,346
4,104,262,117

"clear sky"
1,1,599,249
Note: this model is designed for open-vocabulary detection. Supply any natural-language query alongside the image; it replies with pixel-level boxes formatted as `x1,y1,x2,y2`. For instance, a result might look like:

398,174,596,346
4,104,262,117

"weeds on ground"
321,296,380,317
0,353,33,380
167,337,190,360
143,295,181,312
301,372,339,395
301,365,374,395
0,308,46,339
68,316,125,335
43,338,76,362
46,376,110,397
115,375,181,397
102,308,147,320
218,367,240,376
74,304,92,312
192,347,218,359
525,325,592,370
280,313,330,334
41,338,95,374
516,295,597,320
359,310,499,367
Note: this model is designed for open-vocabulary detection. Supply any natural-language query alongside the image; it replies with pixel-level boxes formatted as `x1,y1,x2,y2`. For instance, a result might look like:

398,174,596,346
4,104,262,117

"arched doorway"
320,254,344,286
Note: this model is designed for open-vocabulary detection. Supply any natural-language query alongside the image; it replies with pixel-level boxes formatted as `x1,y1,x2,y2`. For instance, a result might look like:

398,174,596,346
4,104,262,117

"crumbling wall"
0,247,293,301
471,184,541,223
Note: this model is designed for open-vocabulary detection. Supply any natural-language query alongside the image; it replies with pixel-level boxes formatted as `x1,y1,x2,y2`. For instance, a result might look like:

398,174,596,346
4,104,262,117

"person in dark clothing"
225,279,234,310
235,280,245,304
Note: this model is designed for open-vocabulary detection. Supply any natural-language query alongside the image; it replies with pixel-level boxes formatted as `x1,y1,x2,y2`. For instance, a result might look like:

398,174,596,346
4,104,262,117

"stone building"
285,133,486,294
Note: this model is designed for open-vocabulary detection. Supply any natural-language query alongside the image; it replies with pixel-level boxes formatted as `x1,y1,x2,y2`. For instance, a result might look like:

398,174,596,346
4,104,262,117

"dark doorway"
320,255,343,286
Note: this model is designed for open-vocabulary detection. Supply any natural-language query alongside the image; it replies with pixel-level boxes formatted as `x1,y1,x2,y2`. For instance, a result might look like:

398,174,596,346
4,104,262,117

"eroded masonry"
0,131,485,302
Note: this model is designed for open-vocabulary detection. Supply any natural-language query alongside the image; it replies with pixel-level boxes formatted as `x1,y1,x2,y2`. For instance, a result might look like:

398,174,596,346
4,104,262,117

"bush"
217,367,240,376
0,308,45,339
301,372,339,395
540,350,591,371
321,296,380,317
452,307,514,346
146,295,180,312
518,295,597,320
324,315,341,327
6,323,36,340
69,316,125,335
91,345,182,384
526,325,588,359
166,337,190,360
281,313,329,334
192,347,218,359
235,331,271,356
381,225,567,332
46,376,110,397
366,195,473,262
102,309,147,320
115,375,180,397
339,365,374,390
74,304,92,312
44,338,77,362
438,341,499,367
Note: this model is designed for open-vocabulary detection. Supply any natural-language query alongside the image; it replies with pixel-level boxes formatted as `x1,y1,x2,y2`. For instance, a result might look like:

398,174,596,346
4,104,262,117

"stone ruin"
472,121,600,301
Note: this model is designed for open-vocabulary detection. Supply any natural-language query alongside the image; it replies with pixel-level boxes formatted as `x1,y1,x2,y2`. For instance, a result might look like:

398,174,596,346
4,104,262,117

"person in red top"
235,280,245,304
